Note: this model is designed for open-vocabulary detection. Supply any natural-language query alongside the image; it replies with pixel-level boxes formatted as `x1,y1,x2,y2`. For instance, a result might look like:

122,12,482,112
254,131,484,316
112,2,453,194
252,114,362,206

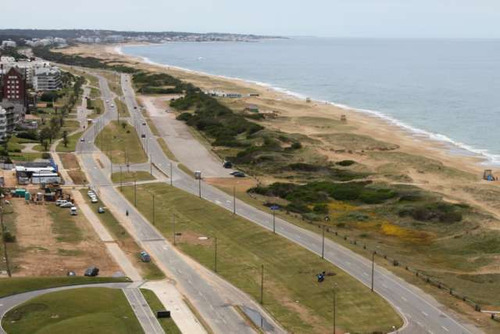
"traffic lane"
123,288,165,334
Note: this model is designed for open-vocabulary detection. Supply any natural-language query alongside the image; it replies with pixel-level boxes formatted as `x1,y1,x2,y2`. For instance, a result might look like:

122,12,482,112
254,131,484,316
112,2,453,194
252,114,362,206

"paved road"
76,74,283,334
123,288,165,334
121,75,483,334
139,96,235,178
0,283,130,334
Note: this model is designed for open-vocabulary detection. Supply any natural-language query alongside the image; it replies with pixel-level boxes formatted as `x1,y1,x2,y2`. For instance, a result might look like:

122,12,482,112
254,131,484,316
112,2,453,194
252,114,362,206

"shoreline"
117,43,499,169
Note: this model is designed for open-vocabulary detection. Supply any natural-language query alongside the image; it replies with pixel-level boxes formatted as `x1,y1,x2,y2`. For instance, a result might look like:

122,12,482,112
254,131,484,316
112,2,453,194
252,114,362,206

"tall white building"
33,66,61,91
1,40,17,48
0,103,16,141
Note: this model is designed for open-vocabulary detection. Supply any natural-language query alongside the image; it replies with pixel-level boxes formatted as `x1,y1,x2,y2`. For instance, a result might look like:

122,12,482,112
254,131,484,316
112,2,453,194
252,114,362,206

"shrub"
291,142,302,149
3,231,16,243
286,201,311,214
313,203,329,214
41,153,51,159
359,188,396,204
336,160,356,167
17,131,38,141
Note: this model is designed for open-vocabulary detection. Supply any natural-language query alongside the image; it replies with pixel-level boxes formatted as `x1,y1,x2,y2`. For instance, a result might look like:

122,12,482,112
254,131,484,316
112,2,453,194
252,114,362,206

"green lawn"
2,288,143,334
121,183,402,334
79,190,164,280
96,121,147,164
111,171,155,183
0,277,130,298
141,289,181,334
56,131,83,152
159,138,178,162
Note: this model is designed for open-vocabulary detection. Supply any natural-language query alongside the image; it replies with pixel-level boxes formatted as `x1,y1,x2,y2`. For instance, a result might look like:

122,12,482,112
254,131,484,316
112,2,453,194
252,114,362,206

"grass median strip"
110,171,155,184
95,121,147,164
140,289,182,334
79,190,164,280
2,287,143,334
121,183,402,334
0,276,130,298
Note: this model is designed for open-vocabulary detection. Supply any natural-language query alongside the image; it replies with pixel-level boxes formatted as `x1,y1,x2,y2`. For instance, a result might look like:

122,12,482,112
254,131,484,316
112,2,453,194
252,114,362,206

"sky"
1,0,500,38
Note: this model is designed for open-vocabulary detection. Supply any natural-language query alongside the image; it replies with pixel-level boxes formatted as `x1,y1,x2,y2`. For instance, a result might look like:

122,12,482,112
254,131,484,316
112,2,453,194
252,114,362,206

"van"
56,199,68,206
70,207,78,216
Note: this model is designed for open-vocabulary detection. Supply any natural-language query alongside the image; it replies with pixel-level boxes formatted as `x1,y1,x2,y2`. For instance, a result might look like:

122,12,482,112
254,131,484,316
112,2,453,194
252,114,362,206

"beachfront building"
33,66,62,91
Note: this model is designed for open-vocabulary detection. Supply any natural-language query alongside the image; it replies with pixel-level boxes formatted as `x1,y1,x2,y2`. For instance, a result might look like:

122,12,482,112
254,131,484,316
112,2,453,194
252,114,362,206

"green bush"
3,231,16,243
313,203,329,214
336,160,356,167
41,153,51,159
398,202,463,223
359,188,396,204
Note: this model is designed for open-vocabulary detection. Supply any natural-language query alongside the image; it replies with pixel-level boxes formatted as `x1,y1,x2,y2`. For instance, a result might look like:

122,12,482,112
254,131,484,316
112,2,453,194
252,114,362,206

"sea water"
122,38,500,165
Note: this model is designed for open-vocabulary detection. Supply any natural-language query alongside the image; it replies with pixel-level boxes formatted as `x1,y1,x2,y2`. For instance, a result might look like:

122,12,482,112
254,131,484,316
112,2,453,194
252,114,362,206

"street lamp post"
172,214,176,246
233,186,236,215
214,237,218,273
371,252,376,292
152,193,155,225
134,179,137,207
198,178,201,198
260,264,264,305
322,225,325,259
170,163,173,186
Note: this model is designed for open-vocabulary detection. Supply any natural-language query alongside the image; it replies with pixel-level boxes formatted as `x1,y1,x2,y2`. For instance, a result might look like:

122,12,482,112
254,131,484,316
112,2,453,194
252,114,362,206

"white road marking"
401,296,407,302
421,311,429,317
441,326,449,332
363,272,369,277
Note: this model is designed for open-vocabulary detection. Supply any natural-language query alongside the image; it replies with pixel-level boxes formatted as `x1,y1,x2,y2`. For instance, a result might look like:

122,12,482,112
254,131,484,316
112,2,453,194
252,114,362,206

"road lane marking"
441,326,449,332
421,311,429,317
401,296,407,302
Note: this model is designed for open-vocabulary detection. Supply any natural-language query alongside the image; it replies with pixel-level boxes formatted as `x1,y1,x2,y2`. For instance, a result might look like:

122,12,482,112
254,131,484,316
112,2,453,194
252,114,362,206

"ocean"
122,38,500,166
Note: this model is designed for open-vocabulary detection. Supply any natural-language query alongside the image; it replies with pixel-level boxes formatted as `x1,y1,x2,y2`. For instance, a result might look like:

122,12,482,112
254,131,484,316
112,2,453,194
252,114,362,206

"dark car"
67,271,76,277
140,251,151,262
141,134,146,138
232,171,246,178
223,161,233,169
84,266,99,277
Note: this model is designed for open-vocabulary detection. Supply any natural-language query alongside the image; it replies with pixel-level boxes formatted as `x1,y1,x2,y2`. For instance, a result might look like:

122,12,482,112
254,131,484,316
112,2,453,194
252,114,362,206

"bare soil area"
12,199,120,277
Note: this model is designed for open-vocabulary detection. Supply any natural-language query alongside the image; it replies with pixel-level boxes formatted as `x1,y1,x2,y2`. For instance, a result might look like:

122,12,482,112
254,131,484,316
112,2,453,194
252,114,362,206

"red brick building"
2,67,27,107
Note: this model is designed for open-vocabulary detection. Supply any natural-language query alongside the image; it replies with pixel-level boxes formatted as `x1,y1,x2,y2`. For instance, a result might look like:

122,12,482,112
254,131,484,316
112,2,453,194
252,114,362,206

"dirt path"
20,143,38,153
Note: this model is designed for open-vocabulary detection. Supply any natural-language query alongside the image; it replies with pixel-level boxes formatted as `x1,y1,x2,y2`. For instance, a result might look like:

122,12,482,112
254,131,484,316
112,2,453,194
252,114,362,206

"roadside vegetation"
141,289,182,334
2,287,142,334
122,183,402,333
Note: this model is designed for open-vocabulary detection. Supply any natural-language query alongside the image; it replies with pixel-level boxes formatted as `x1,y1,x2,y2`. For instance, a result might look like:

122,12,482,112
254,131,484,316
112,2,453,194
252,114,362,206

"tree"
39,127,52,151
62,130,68,148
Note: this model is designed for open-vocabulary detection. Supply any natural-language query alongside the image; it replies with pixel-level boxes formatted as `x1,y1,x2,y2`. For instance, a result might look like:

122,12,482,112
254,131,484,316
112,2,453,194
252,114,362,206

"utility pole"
150,154,153,176
272,210,276,234
120,166,123,190
170,163,173,186
152,194,155,225
172,214,176,246
0,197,11,277
260,264,264,305
198,178,201,198
214,237,218,273
371,252,376,292
233,186,236,215
322,225,325,259
333,287,336,334
134,179,137,207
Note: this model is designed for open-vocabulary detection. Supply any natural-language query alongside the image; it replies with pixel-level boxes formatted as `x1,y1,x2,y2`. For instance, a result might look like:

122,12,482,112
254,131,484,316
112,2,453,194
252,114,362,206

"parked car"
223,161,233,168
56,199,68,206
60,202,74,208
140,251,151,262
67,271,76,277
84,266,99,277
91,197,98,203
142,122,146,126
141,134,146,138
231,171,246,177
87,191,95,198
80,138,85,142
98,207,105,214
70,207,78,216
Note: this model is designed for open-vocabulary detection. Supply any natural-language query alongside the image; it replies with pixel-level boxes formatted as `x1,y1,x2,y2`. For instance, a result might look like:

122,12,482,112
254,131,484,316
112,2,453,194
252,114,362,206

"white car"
56,199,68,206
70,207,78,216
87,191,95,198
60,202,74,208
91,197,98,203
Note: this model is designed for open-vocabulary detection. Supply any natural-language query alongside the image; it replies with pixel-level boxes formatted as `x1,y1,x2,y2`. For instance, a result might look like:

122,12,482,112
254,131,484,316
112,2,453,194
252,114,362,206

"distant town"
0,29,284,47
